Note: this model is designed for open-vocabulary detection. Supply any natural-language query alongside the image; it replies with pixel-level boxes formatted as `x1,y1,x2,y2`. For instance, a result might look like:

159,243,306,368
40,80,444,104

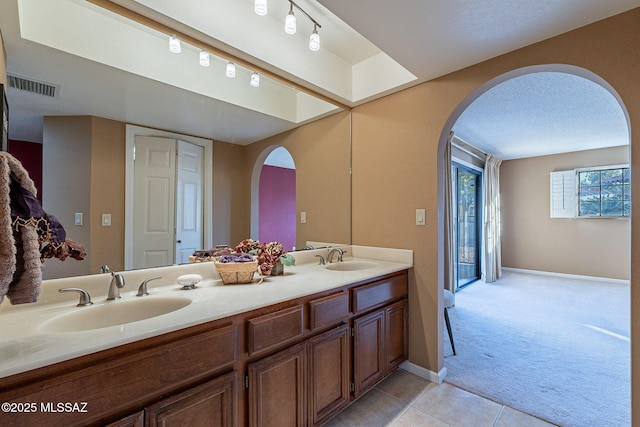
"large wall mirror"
0,0,351,279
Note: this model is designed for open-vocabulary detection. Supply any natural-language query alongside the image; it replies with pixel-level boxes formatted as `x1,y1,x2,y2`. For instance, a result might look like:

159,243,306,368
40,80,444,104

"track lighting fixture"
254,0,267,16
254,0,322,51
199,50,210,67
169,35,181,53
285,3,296,34
226,62,236,78
250,72,260,87
282,1,321,51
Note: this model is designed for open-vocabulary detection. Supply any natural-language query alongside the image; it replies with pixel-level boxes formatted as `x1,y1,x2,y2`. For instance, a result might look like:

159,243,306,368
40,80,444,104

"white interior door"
125,124,213,271
133,136,176,269
175,140,204,264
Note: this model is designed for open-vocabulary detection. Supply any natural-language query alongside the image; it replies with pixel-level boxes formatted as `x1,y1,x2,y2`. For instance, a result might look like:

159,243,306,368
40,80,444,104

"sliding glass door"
453,163,482,289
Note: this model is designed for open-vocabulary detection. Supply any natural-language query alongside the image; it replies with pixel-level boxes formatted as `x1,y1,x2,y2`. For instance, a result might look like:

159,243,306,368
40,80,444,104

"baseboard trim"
399,361,446,384
501,267,629,285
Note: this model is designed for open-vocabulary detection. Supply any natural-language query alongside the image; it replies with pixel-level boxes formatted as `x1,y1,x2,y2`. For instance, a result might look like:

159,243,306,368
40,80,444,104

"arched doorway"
250,146,297,251
437,64,631,426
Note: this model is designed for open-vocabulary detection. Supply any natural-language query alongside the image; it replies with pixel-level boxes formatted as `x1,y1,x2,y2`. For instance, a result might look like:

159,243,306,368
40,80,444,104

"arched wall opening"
250,146,297,251
435,61,631,383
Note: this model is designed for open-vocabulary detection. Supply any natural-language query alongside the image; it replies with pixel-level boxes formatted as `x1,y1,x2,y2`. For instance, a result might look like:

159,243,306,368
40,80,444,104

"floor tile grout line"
374,385,432,407
370,386,415,425
374,383,458,427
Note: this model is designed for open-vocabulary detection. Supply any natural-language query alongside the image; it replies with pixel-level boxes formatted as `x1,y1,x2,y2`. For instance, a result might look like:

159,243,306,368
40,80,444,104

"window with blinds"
550,165,630,218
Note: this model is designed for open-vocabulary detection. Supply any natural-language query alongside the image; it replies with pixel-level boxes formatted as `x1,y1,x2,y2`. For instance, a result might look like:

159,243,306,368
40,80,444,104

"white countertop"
0,246,412,379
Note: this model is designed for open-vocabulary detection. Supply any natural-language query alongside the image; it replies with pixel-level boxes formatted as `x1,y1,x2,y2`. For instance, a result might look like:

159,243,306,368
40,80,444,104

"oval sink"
41,297,192,333
325,261,377,271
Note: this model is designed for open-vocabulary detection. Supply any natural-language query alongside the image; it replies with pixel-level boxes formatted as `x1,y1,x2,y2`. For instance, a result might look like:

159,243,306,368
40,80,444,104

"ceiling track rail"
87,0,350,112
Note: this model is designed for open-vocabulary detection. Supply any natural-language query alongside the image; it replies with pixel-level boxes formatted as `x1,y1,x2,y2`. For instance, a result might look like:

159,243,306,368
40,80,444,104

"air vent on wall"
7,73,59,98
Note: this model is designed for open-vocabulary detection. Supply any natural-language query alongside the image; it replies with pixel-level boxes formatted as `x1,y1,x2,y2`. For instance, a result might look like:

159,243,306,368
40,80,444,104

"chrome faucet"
59,287,93,306
107,272,125,300
136,276,162,296
315,254,325,265
326,248,344,263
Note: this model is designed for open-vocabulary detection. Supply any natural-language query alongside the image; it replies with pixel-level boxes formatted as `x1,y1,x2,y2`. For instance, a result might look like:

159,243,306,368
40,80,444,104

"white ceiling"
453,72,629,160
1,0,637,158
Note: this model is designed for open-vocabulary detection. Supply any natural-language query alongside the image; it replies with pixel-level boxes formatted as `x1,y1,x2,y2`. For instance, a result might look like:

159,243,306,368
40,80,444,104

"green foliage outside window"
578,167,630,217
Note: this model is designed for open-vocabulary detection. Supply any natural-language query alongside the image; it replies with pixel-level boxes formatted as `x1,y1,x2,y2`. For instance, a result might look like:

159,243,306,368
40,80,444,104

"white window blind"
550,170,576,218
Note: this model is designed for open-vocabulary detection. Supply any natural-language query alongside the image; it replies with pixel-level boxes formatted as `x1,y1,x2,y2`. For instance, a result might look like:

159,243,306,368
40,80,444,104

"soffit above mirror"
2,0,336,144
110,0,417,105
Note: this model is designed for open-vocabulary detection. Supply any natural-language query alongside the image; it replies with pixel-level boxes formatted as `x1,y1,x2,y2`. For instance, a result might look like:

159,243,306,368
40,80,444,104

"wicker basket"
214,258,260,285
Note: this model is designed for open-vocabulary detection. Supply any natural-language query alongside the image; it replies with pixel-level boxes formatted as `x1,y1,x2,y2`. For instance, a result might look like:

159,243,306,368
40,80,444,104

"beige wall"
42,117,126,277
42,116,93,279
351,9,640,419
244,110,351,250
501,146,630,280
90,117,126,273
213,140,246,247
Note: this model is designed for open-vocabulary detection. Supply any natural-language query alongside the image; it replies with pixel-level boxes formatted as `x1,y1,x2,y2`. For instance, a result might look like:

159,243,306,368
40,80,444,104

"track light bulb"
226,62,236,78
250,72,260,87
255,0,267,15
285,10,296,34
309,28,320,51
169,35,181,53
199,51,210,67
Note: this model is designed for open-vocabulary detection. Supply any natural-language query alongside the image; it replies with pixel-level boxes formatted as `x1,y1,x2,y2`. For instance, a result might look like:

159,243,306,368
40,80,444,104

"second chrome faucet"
327,248,345,263
107,272,125,300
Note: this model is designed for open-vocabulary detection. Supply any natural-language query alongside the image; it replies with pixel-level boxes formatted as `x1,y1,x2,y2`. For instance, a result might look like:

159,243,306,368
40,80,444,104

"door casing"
124,124,213,270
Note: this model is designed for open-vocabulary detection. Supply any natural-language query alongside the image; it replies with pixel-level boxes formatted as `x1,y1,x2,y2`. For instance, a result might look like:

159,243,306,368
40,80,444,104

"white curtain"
482,154,503,283
444,135,456,293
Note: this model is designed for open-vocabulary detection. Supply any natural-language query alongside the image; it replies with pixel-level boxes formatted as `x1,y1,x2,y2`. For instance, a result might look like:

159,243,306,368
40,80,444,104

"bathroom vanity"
0,246,412,426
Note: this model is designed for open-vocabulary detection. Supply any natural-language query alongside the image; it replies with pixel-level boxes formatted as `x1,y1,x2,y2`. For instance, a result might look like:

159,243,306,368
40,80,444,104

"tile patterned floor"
324,369,556,427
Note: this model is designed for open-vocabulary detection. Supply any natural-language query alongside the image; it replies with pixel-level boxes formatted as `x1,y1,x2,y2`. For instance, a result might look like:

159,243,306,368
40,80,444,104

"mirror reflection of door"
453,162,482,289
132,136,203,269
259,147,296,251
175,140,204,264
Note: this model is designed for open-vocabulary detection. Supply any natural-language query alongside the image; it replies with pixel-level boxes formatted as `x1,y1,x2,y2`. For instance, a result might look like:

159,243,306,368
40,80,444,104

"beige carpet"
444,270,630,427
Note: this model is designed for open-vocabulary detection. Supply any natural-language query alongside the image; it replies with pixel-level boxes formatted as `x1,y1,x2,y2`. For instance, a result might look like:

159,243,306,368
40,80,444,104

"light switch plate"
300,211,307,224
74,212,83,226
101,213,112,227
416,209,426,226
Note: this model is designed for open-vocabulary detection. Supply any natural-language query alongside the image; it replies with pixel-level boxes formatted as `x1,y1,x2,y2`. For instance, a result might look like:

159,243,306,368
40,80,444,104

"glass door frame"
452,161,483,290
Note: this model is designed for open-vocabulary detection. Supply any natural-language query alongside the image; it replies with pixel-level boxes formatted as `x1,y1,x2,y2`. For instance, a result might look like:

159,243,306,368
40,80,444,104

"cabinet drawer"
351,273,408,314
308,292,349,332
0,324,237,427
247,305,304,356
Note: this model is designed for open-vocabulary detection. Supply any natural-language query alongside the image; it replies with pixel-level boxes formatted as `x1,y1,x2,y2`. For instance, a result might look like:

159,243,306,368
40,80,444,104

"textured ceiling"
452,72,629,160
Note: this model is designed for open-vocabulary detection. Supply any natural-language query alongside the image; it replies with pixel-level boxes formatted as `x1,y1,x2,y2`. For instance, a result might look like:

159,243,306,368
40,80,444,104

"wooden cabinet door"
146,372,237,427
352,309,385,397
248,342,307,427
307,325,350,426
385,299,408,372
104,411,144,427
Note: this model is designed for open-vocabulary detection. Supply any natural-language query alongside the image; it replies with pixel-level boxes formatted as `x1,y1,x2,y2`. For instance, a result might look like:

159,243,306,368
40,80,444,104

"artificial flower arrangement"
234,239,295,276
191,240,295,283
